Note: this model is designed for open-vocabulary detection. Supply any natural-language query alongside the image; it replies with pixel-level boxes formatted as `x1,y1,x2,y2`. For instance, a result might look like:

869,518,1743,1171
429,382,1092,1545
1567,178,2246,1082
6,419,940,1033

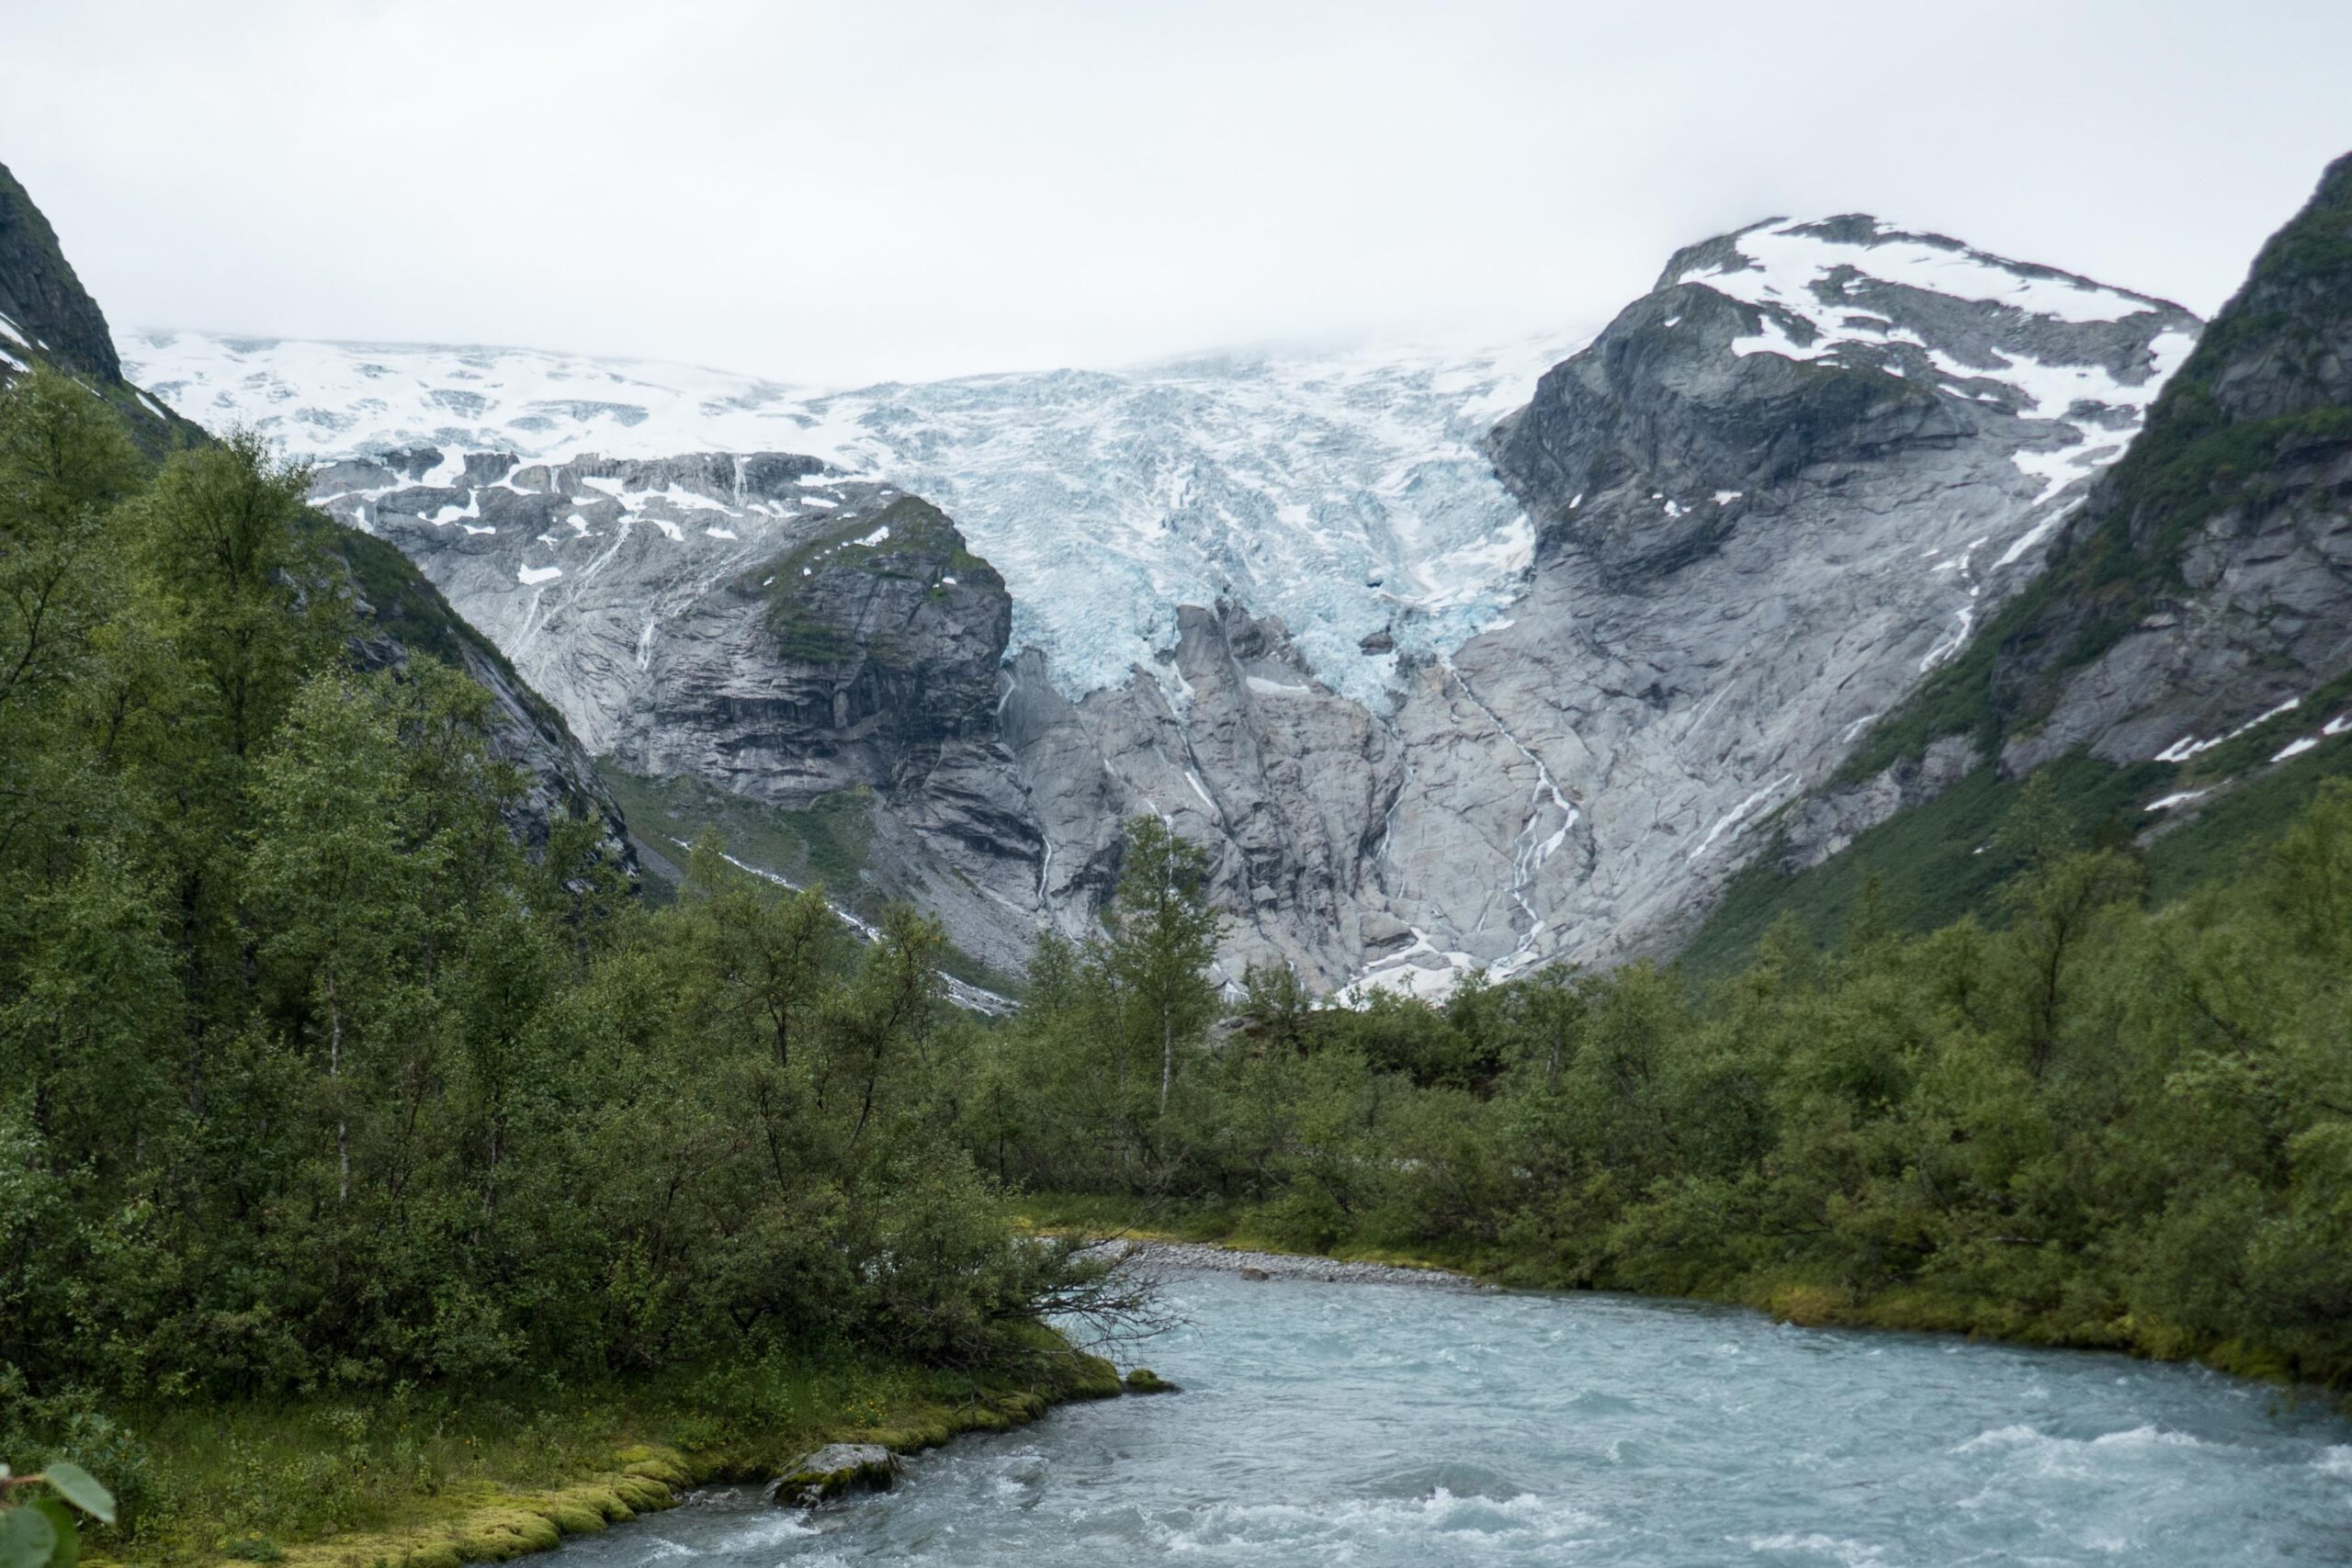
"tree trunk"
1159,998,1173,1116
328,971,349,1203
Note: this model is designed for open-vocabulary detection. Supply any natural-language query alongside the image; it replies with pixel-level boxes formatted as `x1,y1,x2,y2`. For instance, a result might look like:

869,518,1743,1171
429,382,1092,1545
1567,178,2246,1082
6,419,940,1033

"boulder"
774,1443,899,1508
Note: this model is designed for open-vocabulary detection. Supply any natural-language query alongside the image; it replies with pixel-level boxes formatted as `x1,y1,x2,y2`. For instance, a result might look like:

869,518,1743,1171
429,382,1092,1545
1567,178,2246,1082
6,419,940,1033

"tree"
134,432,337,759
0,369,137,732
1105,815,1223,1115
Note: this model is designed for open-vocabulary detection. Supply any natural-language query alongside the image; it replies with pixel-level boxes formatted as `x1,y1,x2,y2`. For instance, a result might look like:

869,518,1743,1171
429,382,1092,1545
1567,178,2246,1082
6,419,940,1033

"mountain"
122,220,2202,992
0,162,627,863
1996,152,2352,773
123,331,1576,705
1,163,205,455
1683,154,2352,971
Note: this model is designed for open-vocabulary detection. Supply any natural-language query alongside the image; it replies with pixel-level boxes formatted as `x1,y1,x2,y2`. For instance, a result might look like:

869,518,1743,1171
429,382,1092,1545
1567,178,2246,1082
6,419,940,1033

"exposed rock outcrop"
1993,154,2352,774
0,161,121,384
1778,735,1983,873
0,161,205,456
775,1444,899,1508
145,215,2210,992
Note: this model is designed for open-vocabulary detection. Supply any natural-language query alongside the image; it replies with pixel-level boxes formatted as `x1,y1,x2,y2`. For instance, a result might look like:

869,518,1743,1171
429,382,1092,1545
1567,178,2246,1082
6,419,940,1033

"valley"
5,66,2352,1568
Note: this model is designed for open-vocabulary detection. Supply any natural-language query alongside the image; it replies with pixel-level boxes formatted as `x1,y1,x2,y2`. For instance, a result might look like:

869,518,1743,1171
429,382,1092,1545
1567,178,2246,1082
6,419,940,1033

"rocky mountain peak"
1979,151,2352,777
1493,215,2200,588
0,161,121,385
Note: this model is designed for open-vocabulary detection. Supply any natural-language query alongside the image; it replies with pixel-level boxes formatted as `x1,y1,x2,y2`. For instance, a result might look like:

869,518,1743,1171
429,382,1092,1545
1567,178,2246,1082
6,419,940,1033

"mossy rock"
453,1510,561,1562
998,1390,1049,1421
1123,1368,1181,1394
397,1545,462,1568
621,1457,692,1489
535,1503,605,1536
1065,1353,1126,1400
865,1417,956,1452
609,1476,674,1512
614,1445,692,1483
775,1443,899,1508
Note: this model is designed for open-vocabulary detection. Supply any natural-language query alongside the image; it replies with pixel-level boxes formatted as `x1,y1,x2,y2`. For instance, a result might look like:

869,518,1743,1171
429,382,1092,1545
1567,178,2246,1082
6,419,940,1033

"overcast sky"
5,0,2347,386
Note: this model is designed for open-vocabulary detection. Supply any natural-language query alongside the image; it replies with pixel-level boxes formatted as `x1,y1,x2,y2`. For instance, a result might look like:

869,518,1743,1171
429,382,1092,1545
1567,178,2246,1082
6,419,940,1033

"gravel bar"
1102,1238,1483,1289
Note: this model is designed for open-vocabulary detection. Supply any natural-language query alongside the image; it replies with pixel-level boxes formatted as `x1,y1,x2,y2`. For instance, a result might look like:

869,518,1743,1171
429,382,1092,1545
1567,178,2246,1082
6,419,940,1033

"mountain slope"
0,162,626,862
1,161,206,455
1388,216,2199,986
124,219,2201,992
1682,154,2352,972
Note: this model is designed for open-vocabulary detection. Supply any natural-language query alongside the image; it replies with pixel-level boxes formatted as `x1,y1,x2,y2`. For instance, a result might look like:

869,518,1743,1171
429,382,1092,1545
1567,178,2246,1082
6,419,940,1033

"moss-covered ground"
91,1336,1122,1568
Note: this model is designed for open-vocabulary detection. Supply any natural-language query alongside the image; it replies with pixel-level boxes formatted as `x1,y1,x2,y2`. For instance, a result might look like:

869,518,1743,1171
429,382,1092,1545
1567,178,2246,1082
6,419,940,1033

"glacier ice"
120,326,1591,704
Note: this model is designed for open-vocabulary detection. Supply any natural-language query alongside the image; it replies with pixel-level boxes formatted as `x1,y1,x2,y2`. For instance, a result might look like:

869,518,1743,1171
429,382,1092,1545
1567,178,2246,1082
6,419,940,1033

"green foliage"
0,373,1106,1554
599,763,876,908
985,782,2352,1396
1686,705,2352,980
0,1455,116,1568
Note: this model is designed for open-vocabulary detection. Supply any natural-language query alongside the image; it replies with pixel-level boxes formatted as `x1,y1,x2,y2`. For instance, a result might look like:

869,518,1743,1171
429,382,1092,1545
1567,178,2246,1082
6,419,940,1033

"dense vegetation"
973,781,2352,1394
0,370,1110,1558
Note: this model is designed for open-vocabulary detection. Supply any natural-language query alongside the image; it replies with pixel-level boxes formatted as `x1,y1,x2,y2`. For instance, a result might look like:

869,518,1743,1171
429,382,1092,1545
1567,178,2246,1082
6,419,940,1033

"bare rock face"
297,215,2208,995
0,160,121,385
1001,602,1406,982
989,218,2205,992
310,451,1046,975
1778,735,1983,874
1366,218,2200,984
1996,153,2352,776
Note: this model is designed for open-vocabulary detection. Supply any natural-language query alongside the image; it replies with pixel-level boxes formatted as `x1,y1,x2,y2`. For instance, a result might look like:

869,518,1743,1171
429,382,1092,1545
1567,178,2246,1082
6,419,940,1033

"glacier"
121,327,1590,704
119,212,2207,997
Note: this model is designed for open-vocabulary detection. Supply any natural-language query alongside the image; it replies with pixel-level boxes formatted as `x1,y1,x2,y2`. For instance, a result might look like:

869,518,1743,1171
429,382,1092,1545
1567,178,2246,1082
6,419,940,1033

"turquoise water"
554,1269,2352,1565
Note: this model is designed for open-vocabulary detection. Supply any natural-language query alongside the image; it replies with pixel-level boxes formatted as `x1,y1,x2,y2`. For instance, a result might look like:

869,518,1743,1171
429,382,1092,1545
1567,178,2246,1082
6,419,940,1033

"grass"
2145,722,2352,901
599,762,876,904
1680,674,2352,982
89,1336,1122,1568
1678,752,2167,979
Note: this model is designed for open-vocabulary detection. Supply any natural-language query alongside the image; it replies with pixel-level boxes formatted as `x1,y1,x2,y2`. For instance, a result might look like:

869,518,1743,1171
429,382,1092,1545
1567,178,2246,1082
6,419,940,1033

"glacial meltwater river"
552,1268,2352,1566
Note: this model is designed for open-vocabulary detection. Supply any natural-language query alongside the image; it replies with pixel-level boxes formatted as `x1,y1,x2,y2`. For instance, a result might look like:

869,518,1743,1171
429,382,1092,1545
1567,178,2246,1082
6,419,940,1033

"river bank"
1100,1238,1481,1289
86,1333,1125,1568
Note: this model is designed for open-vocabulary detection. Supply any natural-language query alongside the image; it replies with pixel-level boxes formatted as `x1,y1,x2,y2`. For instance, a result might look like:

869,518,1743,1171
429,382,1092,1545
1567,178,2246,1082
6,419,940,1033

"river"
549,1267,2352,1565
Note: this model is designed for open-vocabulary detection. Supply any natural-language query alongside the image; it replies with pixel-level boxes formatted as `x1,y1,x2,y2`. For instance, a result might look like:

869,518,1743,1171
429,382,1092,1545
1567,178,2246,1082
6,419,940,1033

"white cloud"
3,0,2346,385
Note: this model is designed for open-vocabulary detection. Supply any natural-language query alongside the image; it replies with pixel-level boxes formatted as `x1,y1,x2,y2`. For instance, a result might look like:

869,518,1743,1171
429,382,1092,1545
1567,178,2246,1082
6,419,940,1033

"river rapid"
552,1266,2352,1566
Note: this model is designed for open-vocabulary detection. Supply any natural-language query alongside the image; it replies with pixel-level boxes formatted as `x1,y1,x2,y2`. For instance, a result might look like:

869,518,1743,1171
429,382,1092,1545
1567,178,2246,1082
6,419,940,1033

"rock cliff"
134,216,2208,991
1989,153,2352,776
